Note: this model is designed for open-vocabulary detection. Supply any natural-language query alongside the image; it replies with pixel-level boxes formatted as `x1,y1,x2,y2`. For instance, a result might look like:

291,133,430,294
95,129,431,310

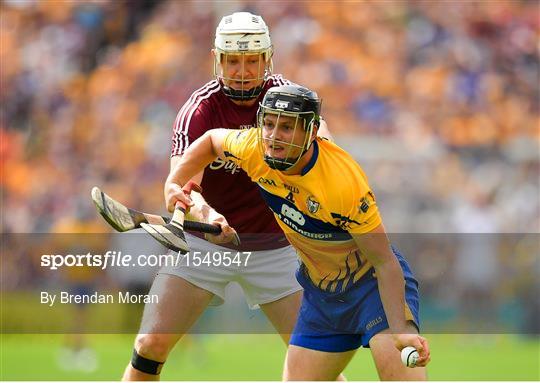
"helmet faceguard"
214,12,273,101
257,85,321,171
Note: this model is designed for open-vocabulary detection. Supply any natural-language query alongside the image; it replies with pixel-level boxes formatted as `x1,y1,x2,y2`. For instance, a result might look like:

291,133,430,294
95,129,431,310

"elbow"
206,129,225,158
372,252,403,275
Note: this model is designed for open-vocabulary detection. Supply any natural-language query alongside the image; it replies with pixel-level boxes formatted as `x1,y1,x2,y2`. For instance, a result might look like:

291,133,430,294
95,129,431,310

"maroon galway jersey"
171,75,292,250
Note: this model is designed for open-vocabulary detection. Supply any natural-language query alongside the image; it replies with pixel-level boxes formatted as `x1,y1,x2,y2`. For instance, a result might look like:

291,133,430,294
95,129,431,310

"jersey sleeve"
222,128,258,170
342,171,382,234
171,103,213,157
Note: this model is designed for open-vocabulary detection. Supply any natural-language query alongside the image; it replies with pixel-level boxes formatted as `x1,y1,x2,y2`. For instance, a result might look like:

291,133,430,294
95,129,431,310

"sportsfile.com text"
40,251,252,270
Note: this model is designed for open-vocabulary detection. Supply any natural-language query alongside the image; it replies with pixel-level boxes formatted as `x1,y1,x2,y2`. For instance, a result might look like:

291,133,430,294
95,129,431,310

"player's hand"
204,209,239,246
165,182,194,213
393,333,431,367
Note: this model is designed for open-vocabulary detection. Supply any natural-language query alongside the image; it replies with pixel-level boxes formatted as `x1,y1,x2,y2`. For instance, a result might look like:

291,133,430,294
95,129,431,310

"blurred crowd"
1,0,538,234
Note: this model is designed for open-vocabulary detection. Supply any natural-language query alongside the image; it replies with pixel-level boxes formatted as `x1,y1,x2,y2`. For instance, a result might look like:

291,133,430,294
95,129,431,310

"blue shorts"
289,246,420,353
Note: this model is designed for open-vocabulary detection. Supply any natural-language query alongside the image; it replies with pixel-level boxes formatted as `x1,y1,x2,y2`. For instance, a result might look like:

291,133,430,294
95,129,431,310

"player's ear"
310,120,319,141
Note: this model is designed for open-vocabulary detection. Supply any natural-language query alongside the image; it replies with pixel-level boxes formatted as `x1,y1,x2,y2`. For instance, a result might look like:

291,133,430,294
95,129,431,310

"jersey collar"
300,139,319,176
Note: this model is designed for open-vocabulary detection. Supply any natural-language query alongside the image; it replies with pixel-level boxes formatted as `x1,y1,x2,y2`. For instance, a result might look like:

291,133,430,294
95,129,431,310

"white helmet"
214,12,274,100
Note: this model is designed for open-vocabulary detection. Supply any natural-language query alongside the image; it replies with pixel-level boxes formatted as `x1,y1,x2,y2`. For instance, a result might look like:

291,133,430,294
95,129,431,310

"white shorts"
159,233,302,309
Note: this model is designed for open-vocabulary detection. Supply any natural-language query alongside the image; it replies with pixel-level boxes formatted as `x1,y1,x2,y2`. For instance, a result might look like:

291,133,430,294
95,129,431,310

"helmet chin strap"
263,155,298,171
263,143,311,171
221,81,265,101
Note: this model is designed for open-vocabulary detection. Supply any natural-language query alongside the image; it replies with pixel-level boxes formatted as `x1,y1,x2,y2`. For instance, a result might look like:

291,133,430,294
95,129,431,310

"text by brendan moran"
40,291,158,306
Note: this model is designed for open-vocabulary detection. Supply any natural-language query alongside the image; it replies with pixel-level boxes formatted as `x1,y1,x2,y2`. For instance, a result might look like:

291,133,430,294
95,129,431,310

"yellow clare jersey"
223,128,382,292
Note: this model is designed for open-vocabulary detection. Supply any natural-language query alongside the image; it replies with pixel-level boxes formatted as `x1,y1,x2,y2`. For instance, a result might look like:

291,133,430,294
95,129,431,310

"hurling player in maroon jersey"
123,12,335,380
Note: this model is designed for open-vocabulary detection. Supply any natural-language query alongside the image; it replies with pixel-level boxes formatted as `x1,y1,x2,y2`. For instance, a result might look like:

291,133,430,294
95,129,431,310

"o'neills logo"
366,316,383,330
209,158,240,174
284,183,299,194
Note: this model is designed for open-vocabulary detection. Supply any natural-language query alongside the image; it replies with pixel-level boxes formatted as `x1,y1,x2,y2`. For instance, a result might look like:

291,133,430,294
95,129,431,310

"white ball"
401,346,419,368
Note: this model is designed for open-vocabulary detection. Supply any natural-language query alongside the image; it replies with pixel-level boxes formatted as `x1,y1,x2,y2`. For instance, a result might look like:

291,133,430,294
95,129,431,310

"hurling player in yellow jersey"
165,85,431,380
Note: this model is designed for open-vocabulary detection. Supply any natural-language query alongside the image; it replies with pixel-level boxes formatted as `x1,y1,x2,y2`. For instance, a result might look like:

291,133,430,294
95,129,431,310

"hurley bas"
40,291,159,306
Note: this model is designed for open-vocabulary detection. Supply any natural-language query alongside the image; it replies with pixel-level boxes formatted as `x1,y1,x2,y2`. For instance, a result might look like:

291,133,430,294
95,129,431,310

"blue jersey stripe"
257,186,352,241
